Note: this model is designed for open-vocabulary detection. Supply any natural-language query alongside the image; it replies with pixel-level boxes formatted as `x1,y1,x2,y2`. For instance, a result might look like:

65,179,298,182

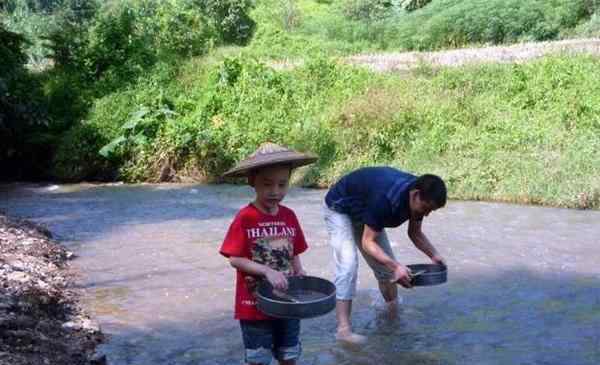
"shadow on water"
96,268,600,365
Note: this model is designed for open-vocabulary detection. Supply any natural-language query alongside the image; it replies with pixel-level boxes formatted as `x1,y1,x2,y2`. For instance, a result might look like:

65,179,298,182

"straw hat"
223,142,318,178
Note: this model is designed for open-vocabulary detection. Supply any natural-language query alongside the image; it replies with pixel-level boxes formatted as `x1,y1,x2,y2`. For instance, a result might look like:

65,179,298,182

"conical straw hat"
222,142,318,178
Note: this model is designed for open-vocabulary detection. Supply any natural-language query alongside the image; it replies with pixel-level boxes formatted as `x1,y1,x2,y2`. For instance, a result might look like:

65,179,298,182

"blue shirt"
325,167,417,231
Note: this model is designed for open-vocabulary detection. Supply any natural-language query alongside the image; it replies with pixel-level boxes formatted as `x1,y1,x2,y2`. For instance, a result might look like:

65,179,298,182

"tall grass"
65,54,600,209
246,0,600,58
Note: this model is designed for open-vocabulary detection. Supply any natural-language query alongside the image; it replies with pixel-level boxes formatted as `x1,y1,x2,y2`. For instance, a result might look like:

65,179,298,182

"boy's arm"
229,256,289,290
291,255,306,276
407,219,445,266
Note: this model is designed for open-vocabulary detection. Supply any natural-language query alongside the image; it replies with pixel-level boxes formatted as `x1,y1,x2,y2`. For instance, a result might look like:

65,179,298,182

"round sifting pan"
406,264,448,286
256,276,336,319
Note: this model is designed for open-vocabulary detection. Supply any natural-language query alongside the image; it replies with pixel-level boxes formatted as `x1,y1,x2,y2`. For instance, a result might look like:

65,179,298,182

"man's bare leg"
378,281,399,316
335,299,367,344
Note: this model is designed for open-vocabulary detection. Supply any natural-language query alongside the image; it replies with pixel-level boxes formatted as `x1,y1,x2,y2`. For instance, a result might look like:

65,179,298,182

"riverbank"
0,211,104,365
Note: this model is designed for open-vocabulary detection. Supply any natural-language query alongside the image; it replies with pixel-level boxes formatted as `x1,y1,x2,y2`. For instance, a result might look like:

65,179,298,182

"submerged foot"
336,327,367,345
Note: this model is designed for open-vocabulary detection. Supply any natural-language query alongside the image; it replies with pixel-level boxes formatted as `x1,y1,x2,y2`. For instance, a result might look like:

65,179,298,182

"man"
323,166,447,344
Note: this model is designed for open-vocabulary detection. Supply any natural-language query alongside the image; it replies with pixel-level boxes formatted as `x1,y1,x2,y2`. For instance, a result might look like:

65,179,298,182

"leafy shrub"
52,122,114,181
45,1,216,85
569,11,600,37
0,25,50,180
199,0,256,44
401,0,431,12
150,0,217,58
279,0,302,31
340,0,394,22
0,25,28,78
391,0,594,50
1,0,98,67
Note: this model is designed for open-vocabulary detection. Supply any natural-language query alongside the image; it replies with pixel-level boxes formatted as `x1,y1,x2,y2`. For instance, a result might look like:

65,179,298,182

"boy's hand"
265,268,288,291
292,268,306,276
390,264,412,288
244,275,258,293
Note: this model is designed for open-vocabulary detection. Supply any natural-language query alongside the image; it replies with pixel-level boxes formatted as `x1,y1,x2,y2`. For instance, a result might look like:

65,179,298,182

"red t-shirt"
220,204,308,320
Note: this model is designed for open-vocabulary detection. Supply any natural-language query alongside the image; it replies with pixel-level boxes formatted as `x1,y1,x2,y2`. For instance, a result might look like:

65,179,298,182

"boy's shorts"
240,319,301,365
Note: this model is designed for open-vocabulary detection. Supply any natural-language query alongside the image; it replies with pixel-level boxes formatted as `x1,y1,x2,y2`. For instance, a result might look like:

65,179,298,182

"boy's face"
250,165,291,213
409,190,439,220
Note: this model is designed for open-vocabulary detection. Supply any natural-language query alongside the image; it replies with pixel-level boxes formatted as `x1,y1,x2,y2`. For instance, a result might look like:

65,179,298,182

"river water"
1,183,599,365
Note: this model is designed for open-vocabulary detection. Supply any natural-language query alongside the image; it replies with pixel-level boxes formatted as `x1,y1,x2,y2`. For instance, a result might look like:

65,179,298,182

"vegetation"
1,0,599,209
246,0,600,58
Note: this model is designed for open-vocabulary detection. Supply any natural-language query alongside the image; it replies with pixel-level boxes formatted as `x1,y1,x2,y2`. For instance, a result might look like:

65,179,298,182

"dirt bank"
0,211,104,365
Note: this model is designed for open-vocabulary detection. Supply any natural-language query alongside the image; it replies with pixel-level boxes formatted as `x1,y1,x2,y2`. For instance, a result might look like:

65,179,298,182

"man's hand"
390,264,412,288
431,255,446,267
265,268,288,290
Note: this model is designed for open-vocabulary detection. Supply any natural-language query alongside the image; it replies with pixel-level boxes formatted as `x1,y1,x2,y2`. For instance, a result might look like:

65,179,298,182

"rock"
90,353,107,365
62,317,101,333
62,320,80,330
80,318,101,333
6,272,31,283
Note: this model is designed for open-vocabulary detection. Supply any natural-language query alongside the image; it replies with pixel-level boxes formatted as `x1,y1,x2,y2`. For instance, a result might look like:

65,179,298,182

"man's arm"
361,225,412,287
407,219,445,265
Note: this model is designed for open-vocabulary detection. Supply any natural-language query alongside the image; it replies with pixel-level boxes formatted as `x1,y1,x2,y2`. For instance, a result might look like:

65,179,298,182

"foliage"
52,122,114,181
400,0,431,12
246,0,600,56
198,0,256,44
1,0,600,209
340,0,396,22
0,25,28,77
0,24,50,180
279,0,302,31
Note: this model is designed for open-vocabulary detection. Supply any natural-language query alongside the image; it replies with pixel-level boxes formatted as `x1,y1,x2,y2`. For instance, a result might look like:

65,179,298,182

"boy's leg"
239,320,274,365
323,205,366,344
273,319,301,364
355,228,399,311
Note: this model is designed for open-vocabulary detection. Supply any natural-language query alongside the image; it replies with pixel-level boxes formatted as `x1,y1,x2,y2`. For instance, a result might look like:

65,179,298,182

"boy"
220,143,317,365
324,166,447,344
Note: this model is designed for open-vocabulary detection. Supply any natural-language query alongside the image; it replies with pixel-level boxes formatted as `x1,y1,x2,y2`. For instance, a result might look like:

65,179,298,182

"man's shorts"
323,204,396,300
240,319,301,364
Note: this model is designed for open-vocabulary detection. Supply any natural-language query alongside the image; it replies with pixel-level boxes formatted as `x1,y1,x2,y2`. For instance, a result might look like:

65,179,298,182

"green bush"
248,0,600,55
401,0,431,12
340,0,395,22
44,1,217,84
52,122,115,181
569,11,600,37
0,25,28,78
151,0,217,58
388,0,594,49
199,0,256,44
0,25,50,180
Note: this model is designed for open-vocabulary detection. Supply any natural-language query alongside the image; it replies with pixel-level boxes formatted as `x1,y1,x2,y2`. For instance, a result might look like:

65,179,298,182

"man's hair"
413,174,447,208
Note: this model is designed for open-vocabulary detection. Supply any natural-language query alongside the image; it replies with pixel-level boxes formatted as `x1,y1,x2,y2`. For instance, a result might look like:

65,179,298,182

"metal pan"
256,276,336,319
407,264,448,286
